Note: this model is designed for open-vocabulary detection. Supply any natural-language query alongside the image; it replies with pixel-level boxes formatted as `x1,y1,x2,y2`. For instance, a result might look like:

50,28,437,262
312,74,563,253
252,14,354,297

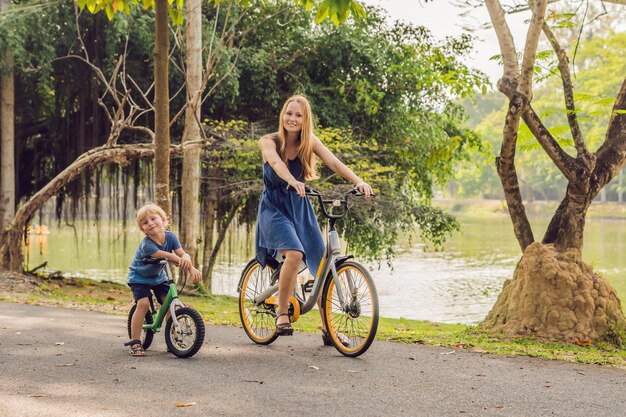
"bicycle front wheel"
322,261,379,357
238,259,279,345
165,307,205,358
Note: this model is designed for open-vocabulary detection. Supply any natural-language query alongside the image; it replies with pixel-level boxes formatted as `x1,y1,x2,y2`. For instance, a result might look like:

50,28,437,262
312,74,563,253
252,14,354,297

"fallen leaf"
346,370,358,373
175,402,197,407
308,365,319,370
408,357,415,360
440,351,455,355
56,363,75,367
575,339,592,346
495,405,504,409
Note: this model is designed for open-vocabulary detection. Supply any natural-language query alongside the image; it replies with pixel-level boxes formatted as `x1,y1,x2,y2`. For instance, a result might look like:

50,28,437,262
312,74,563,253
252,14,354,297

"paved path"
0,302,624,417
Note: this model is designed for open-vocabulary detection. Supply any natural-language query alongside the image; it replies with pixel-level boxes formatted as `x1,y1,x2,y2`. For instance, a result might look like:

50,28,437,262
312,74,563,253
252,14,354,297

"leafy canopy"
75,0,365,25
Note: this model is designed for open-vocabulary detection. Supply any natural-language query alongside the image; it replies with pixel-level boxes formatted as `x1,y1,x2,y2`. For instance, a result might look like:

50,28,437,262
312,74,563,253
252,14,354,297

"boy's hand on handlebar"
189,267,202,283
287,179,306,197
354,181,373,198
178,253,192,271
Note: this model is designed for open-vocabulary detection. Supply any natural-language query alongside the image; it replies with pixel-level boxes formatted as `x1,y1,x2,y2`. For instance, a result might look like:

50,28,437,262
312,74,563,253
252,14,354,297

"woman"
255,95,372,341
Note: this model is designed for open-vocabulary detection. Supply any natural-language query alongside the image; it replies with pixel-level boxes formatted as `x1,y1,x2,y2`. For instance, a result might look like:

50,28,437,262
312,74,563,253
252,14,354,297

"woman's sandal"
321,328,351,348
275,313,294,336
124,339,145,356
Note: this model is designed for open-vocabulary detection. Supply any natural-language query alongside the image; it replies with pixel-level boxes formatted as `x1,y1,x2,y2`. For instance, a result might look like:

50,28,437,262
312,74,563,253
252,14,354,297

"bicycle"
238,187,379,357
127,258,205,358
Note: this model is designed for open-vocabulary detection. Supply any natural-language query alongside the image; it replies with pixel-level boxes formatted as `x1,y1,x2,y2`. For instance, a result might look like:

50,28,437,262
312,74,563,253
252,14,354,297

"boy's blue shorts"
128,282,170,304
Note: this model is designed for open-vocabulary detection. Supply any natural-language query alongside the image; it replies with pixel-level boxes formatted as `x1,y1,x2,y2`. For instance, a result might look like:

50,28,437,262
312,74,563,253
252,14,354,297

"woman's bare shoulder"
259,132,279,143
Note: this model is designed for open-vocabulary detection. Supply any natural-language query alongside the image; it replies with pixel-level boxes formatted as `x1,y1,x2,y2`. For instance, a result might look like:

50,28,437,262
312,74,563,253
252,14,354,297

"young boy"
125,203,202,356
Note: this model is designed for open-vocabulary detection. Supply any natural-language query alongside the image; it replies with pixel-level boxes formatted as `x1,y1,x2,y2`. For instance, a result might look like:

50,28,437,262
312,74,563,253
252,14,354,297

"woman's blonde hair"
136,203,169,230
278,95,318,181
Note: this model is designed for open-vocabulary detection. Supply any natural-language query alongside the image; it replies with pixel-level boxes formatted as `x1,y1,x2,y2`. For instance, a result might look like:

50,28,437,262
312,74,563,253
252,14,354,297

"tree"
0,0,15,229
481,0,626,343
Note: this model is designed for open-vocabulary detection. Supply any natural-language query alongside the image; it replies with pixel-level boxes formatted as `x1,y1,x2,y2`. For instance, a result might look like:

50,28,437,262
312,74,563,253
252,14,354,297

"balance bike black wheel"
165,307,205,358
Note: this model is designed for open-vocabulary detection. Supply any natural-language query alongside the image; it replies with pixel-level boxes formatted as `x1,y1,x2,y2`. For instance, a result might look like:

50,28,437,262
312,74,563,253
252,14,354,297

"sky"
360,0,533,85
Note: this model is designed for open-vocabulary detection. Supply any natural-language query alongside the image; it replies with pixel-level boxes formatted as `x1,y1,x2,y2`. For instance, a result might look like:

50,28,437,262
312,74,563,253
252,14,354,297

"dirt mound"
482,242,625,343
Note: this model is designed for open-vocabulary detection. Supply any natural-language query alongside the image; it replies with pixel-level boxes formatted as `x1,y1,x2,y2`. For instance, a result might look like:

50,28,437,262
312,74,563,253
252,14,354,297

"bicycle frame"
142,261,186,332
252,189,361,319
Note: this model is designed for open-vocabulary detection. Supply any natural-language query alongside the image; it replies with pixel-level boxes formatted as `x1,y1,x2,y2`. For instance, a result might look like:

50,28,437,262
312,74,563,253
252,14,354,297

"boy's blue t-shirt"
127,231,182,285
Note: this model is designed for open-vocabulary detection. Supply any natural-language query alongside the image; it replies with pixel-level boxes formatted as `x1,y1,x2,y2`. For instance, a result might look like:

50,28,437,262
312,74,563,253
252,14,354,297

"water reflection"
25,215,626,324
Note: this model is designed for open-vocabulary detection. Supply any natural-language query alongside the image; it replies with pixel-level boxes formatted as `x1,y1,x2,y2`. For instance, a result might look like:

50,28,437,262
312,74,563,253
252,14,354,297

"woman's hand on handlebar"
354,181,373,198
287,179,306,197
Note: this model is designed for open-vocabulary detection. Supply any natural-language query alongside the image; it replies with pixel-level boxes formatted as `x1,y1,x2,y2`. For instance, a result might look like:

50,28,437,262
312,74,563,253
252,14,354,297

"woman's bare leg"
277,250,302,326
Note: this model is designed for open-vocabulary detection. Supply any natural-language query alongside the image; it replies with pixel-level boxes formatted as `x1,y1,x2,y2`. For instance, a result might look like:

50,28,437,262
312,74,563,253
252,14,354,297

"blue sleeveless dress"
255,157,325,277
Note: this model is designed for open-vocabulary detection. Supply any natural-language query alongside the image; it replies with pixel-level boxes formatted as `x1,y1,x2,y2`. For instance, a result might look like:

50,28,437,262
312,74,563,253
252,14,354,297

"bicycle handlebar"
142,257,168,265
303,186,372,220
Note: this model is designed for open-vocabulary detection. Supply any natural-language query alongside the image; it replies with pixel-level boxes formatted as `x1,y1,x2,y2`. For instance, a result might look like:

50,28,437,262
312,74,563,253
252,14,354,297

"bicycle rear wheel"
127,304,154,350
238,259,279,345
322,261,379,357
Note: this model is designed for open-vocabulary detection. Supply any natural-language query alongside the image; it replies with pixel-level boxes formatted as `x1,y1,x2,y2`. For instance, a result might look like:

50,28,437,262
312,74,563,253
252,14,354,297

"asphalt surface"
0,302,625,417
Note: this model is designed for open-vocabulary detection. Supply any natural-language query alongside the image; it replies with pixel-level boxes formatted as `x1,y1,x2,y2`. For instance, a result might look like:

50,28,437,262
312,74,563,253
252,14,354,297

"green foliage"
76,0,363,25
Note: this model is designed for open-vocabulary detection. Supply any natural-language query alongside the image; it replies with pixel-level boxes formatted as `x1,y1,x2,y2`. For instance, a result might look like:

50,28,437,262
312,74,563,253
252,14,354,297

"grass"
2,274,625,368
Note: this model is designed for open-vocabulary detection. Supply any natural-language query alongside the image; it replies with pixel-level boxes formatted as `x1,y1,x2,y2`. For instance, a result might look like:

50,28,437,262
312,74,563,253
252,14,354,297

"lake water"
25,215,626,324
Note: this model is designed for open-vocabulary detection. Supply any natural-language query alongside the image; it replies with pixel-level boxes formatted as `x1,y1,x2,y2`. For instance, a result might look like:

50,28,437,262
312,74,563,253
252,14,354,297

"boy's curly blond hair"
136,203,169,230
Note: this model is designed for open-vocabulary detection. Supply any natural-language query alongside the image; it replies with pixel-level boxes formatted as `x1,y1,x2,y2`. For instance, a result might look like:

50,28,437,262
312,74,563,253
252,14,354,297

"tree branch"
521,104,578,180
542,23,591,161
591,78,626,195
518,0,548,98
485,0,519,81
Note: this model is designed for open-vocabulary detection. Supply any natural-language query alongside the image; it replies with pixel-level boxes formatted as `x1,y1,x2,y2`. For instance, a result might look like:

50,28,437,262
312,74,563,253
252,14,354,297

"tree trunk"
154,0,171,216
0,0,15,229
201,187,218,292
496,92,535,252
204,202,240,289
181,0,202,267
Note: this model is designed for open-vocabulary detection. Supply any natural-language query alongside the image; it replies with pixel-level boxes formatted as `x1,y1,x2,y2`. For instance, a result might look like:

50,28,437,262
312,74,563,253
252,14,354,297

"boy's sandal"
275,313,293,336
321,328,351,348
124,339,145,356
